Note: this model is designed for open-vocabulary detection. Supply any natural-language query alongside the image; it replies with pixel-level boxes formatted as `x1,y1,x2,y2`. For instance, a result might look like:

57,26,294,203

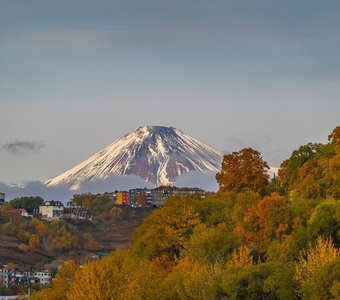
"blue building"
0,192,5,206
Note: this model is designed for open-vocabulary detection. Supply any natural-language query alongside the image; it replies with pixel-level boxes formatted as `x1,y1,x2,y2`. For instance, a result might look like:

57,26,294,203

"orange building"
117,191,130,206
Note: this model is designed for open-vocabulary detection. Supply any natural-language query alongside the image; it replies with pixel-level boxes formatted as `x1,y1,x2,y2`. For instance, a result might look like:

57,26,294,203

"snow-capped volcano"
45,126,223,190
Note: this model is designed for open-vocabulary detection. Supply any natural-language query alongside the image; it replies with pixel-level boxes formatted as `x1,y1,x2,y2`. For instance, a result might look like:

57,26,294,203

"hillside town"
0,185,207,295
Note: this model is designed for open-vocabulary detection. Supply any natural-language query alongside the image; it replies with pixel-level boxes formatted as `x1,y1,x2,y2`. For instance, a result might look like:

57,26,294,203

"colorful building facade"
117,191,130,205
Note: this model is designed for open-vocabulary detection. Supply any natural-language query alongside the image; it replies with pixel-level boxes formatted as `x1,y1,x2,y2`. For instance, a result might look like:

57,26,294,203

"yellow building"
117,191,129,205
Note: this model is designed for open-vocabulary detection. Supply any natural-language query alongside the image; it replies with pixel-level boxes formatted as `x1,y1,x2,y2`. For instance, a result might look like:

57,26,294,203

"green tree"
133,196,201,259
279,143,322,188
9,196,44,214
184,223,239,264
220,262,295,300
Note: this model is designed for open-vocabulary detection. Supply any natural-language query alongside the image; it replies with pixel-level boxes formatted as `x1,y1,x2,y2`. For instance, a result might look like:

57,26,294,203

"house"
39,201,64,220
0,192,5,206
14,271,32,285
18,209,29,217
63,201,93,221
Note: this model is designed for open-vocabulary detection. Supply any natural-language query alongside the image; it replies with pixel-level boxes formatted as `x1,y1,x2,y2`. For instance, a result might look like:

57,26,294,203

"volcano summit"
45,126,223,190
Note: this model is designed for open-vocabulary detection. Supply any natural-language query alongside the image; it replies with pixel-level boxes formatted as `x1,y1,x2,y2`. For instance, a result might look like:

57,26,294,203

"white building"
33,271,51,285
18,209,29,217
39,201,64,220
0,269,9,288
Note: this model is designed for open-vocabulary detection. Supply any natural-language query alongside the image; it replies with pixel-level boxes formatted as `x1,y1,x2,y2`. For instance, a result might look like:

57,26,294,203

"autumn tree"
278,127,340,199
236,193,291,255
72,194,93,210
83,232,101,251
28,234,41,252
278,143,323,195
133,196,201,259
32,218,49,238
295,236,340,298
0,203,22,225
328,126,340,146
226,245,254,269
216,148,269,195
30,260,79,300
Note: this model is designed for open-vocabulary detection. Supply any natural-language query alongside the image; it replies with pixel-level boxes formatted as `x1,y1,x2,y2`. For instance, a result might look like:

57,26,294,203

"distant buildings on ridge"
38,200,93,221
36,186,207,220
0,187,208,222
127,186,207,208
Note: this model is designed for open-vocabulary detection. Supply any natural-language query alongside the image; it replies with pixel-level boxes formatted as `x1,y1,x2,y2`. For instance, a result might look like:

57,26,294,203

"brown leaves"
216,148,269,195
236,193,291,254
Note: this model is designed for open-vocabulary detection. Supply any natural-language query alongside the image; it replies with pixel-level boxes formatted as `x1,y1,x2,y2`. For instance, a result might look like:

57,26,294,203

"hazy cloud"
222,136,247,154
3,140,46,155
175,171,219,192
0,175,154,203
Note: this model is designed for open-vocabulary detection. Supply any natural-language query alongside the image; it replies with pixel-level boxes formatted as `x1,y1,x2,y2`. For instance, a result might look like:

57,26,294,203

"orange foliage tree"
216,148,269,195
236,193,291,254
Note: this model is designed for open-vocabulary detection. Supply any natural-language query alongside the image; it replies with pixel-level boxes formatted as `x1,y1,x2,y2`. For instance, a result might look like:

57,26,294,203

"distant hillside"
0,207,152,268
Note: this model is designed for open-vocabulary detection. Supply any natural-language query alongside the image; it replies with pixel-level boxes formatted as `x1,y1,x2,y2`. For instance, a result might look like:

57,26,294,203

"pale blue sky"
1,0,339,184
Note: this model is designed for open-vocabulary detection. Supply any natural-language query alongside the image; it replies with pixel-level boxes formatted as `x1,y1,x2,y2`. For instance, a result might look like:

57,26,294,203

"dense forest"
28,126,339,299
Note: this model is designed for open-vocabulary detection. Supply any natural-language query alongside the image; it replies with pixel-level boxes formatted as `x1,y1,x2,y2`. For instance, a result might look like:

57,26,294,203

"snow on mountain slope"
45,126,223,190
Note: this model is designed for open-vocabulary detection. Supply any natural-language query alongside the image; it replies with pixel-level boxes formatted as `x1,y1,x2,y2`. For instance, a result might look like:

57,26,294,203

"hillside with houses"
0,186,207,296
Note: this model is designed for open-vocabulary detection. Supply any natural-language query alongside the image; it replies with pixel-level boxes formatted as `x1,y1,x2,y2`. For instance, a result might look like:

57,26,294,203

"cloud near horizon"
3,140,46,155
0,174,155,203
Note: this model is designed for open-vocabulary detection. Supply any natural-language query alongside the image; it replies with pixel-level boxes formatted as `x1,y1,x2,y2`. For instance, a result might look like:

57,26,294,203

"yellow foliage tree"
161,205,201,257
226,245,254,269
133,196,201,259
30,260,78,300
295,236,339,294
28,234,40,252
6,262,16,270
